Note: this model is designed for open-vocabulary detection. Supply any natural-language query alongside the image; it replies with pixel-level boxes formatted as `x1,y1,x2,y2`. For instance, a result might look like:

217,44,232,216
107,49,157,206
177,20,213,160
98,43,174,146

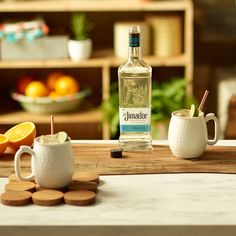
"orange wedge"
0,134,9,155
5,122,36,151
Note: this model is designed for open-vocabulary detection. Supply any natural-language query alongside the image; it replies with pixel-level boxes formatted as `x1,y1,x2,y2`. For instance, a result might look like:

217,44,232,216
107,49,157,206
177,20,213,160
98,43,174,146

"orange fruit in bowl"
55,75,79,96
17,76,33,94
0,134,9,155
49,91,60,98
5,122,36,151
46,71,64,91
25,81,49,97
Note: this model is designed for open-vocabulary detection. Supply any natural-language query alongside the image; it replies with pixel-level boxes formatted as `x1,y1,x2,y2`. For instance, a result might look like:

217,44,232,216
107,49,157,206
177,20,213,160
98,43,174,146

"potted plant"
68,13,93,61
151,78,196,139
101,78,196,139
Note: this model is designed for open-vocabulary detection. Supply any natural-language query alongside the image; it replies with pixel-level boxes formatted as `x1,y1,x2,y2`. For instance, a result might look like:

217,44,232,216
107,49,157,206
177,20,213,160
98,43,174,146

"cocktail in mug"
14,133,74,189
168,109,219,159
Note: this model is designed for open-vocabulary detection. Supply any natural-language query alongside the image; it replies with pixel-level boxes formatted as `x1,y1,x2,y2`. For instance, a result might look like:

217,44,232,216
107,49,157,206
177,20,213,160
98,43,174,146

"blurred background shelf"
0,0,191,12
0,58,108,69
0,110,102,140
0,53,188,68
0,0,193,140
0,110,102,124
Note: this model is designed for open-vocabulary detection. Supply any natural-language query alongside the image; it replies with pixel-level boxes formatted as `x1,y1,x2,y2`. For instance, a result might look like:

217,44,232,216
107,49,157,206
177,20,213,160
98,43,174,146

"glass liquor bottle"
118,26,152,152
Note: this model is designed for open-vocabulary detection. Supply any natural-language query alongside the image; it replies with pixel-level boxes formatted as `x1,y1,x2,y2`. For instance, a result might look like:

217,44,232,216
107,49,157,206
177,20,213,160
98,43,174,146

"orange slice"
0,134,8,155
5,122,36,151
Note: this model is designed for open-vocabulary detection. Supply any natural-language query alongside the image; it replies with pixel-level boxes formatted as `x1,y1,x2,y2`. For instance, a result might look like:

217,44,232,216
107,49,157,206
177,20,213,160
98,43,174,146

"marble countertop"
1,140,236,236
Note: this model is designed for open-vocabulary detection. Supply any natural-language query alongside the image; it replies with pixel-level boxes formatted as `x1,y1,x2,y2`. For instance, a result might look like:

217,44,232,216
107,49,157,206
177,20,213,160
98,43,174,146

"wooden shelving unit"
0,0,193,139
0,0,192,12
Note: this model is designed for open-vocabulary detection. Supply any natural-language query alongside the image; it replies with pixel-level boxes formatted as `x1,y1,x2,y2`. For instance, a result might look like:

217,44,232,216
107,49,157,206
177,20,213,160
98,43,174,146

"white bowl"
12,90,90,114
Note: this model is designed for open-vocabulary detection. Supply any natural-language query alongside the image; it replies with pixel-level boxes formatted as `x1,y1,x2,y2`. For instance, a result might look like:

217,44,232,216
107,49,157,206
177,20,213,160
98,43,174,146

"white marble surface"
0,140,236,236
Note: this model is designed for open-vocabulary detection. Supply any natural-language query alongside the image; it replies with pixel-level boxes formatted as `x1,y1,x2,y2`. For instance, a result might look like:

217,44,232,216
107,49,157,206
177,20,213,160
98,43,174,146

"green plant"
71,13,93,41
101,78,196,138
101,83,120,137
151,78,196,122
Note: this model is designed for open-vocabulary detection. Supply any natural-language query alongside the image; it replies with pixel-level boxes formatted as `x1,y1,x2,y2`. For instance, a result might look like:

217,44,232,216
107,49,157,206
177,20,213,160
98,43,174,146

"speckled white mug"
14,137,74,188
168,110,219,159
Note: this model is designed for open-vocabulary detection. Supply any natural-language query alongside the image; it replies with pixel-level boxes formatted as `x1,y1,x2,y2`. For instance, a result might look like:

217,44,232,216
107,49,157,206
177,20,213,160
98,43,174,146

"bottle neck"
128,32,141,61
128,46,141,61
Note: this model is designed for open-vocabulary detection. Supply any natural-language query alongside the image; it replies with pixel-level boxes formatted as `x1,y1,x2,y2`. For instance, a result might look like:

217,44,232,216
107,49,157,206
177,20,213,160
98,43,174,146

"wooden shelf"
0,0,191,12
0,58,108,69
0,110,102,124
0,52,187,69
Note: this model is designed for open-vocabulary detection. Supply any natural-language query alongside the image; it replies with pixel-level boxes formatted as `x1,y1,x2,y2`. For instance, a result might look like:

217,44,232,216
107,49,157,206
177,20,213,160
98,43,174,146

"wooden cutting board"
1,144,236,177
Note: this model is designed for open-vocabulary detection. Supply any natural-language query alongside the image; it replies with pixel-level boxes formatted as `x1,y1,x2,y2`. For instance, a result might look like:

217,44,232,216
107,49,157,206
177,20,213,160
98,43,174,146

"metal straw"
198,90,209,111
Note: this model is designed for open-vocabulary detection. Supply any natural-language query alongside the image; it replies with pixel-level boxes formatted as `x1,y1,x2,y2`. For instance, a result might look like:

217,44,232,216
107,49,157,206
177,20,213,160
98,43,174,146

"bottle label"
129,33,140,47
119,108,151,132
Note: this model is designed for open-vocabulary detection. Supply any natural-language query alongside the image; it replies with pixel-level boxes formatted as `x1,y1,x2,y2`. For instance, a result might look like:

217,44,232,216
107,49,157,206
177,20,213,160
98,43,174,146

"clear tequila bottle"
118,26,152,152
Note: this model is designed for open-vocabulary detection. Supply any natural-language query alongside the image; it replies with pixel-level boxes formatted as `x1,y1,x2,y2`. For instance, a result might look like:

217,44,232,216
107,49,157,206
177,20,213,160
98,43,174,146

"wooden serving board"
1,144,236,177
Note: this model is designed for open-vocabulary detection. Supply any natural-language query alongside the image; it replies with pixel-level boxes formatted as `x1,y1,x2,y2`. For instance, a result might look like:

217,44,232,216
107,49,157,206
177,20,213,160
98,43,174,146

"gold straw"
51,115,54,135
198,90,209,111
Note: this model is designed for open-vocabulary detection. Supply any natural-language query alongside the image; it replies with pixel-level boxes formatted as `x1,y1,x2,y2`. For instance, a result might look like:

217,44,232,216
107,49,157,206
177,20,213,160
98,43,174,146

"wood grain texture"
5,181,35,193
1,144,236,177
8,173,35,183
67,181,97,192
73,171,99,183
35,184,67,193
64,190,96,206
0,0,191,13
32,190,64,206
0,191,32,206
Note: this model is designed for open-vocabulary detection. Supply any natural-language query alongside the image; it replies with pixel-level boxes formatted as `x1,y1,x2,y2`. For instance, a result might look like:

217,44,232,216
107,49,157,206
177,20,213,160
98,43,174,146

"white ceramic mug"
168,110,219,159
14,137,74,188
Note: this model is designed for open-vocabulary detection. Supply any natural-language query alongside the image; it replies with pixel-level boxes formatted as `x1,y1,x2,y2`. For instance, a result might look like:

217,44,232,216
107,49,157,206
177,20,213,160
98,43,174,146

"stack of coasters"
73,172,100,183
1,191,32,206
64,190,96,206
32,190,64,206
0,171,100,207
8,173,34,183
5,181,36,193
67,181,97,192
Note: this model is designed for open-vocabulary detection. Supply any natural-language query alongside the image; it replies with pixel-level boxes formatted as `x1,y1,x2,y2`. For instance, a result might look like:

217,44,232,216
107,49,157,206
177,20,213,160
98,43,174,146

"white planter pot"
68,39,92,61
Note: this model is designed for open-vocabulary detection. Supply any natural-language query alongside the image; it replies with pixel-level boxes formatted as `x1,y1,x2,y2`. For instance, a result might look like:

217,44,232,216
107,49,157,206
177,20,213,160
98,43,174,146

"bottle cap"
129,26,140,47
129,25,140,34
110,149,123,158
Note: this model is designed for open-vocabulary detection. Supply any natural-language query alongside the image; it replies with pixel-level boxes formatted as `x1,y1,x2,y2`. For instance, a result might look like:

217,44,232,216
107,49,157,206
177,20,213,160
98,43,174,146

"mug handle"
205,113,219,145
14,145,35,181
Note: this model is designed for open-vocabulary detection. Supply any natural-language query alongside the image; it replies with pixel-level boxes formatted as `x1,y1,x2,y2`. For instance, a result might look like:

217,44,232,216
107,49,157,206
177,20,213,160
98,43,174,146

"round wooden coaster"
1,191,32,206
32,190,64,206
5,181,35,193
64,190,96,206
73,172,99,183
67,181,97,192
8,173,35,183
35,184,67,193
